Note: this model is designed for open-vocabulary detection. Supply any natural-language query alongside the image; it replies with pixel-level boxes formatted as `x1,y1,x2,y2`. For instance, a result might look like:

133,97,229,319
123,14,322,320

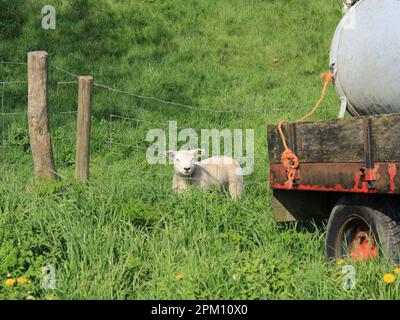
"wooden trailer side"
267,114,400,221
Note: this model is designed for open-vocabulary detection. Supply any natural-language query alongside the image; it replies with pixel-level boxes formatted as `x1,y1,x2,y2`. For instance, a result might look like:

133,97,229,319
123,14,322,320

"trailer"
267,0,400,262
267,114,400,262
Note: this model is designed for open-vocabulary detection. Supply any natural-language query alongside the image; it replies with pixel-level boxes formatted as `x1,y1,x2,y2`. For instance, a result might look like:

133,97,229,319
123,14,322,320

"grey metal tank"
330,0,400,116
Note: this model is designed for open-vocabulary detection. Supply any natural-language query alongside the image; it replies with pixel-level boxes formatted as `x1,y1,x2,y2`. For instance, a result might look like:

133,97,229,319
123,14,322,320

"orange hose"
278,72,334,184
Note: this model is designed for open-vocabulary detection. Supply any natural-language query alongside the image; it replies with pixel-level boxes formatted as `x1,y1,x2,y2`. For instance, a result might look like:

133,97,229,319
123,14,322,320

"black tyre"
326,196,400,263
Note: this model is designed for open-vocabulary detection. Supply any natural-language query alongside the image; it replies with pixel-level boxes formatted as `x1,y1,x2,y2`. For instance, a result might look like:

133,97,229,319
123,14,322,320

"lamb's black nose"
184,167,190,171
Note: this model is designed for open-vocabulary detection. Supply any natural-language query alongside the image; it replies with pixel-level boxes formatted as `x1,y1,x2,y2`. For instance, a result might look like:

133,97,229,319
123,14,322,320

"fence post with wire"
75,75,93,183
27,51,58,181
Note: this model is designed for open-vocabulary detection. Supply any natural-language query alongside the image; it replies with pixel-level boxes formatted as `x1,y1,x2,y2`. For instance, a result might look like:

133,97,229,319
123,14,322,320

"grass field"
0,0,399,299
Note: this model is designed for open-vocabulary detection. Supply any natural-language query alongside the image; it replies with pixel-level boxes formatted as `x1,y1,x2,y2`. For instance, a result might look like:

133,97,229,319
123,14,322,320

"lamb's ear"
191,149,205,156
166,150,176,158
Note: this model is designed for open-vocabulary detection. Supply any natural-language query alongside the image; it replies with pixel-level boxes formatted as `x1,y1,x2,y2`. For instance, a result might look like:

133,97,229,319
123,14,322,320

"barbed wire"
109,114,207,130
0,59,26,66
1,59,79,80
0,111,77,116
52,66,79,79
107,113,268,156
57,81,78,86
0,81,27,85
94,81,292,114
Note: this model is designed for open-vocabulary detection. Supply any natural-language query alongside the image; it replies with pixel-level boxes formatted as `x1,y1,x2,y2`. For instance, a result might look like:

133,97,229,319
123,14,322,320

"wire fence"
0,57,335,192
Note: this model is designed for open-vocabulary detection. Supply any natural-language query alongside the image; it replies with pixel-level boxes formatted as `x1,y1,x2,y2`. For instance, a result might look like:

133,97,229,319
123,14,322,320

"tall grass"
0,0,399,299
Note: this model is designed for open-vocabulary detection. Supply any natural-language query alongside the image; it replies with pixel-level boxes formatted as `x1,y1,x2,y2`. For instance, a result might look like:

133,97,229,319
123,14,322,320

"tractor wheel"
326,196,400,263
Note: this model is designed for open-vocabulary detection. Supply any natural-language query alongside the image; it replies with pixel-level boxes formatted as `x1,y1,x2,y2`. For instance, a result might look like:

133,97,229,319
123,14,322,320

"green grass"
0,0,399,299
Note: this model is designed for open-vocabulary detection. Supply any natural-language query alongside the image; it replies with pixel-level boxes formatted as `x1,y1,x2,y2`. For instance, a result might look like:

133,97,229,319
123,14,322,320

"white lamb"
166,149,244,200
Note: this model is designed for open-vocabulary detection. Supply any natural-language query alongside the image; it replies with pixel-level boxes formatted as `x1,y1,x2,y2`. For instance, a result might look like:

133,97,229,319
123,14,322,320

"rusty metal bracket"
359,167,377,190
288,123,299,187
360,118,376,190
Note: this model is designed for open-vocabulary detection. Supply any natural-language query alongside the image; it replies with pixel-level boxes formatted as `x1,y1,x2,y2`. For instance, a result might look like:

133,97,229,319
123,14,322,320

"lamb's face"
173,151,196,176
166,149,203,176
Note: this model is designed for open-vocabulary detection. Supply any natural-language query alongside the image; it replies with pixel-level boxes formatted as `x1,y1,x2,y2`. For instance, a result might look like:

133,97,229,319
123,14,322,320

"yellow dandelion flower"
394,268,400,274
5,278,16,286
336,259,345,266
383,273,396,284
17,277,28,285
175,274,184,281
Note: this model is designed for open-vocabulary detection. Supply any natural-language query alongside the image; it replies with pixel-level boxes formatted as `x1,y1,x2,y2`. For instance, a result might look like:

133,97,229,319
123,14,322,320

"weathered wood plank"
268,114,400,164
371,116,400,161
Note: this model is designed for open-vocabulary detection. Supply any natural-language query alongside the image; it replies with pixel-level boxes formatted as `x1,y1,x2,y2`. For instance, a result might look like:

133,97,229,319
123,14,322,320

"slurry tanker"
268,0,400,262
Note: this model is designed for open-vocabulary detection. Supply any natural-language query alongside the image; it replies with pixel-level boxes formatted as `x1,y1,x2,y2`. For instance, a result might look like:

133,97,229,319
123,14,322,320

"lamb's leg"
228,177,244,200
173,176,189,194
198,178,211,193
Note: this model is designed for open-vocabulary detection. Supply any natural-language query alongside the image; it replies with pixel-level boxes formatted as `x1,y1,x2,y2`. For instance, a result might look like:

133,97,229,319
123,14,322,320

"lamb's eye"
176,159,180,162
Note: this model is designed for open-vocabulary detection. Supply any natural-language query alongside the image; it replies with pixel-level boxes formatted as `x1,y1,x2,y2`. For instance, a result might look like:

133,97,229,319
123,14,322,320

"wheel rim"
337,216,378,261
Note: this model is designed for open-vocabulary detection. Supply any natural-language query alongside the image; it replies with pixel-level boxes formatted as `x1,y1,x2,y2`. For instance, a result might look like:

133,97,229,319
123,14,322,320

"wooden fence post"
75,76,93,183
27,51,57,181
